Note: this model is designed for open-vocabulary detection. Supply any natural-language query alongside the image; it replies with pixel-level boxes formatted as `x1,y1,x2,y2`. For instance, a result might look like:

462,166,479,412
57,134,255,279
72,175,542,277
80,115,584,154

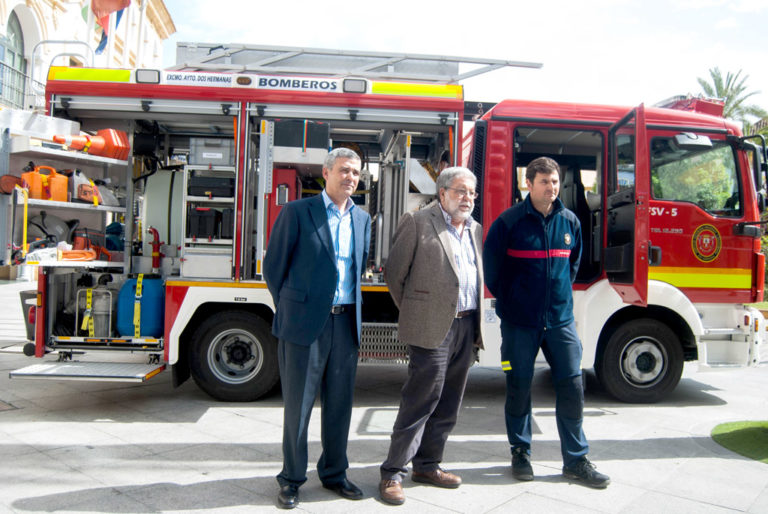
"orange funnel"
53,129,130,160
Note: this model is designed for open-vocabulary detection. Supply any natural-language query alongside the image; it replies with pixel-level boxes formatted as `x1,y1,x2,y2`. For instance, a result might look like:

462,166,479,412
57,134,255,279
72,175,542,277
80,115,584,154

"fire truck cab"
469,98,768,402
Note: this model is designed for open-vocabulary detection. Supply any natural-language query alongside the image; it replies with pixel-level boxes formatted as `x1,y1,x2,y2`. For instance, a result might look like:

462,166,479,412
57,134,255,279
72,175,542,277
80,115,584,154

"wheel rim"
206,328,264,385
619,336,667,388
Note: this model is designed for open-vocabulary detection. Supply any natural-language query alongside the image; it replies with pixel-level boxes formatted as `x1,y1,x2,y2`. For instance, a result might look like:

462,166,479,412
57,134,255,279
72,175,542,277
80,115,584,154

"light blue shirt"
322,190,356,305
440,205,478,313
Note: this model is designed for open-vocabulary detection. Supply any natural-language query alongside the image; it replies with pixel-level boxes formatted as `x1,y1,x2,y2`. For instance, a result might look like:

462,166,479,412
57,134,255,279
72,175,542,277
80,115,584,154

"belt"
331,304,354,315
455,309,476,319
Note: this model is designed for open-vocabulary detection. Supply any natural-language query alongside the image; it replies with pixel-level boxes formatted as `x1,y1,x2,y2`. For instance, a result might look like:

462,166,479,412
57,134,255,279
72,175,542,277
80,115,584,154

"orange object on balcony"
53,129,130,160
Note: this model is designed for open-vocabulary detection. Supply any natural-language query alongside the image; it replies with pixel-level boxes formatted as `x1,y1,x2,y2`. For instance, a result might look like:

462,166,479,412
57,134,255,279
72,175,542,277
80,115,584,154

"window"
0,11,26,108
651,137,741,216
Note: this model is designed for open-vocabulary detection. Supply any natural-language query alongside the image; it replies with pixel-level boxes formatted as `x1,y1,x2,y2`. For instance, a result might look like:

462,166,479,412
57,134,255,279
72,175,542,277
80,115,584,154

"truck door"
606,104,650,306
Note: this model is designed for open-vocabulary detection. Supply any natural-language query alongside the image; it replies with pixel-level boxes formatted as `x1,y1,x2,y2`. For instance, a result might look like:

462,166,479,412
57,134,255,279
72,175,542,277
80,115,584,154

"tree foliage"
697,67,767,125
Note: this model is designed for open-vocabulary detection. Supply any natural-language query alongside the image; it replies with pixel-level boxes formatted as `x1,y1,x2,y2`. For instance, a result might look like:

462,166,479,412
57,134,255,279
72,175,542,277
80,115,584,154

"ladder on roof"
169,43,542,83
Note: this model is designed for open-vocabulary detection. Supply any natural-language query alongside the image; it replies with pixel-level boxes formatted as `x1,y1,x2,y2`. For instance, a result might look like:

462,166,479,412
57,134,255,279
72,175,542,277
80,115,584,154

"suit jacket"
263,194,371,346
384,204,483,349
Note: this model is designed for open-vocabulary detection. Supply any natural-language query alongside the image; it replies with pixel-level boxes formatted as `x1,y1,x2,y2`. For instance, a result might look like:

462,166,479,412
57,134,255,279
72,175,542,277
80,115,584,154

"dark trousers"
277,309,358,488
380,316,476,481
500,320,588,466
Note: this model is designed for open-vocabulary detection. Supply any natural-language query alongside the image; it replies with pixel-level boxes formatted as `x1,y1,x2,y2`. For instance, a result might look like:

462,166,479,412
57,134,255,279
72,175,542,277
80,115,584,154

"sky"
160,0,768,118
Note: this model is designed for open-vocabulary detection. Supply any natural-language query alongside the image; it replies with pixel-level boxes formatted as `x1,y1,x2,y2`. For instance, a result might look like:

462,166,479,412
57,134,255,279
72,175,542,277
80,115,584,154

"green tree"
697,67,767,125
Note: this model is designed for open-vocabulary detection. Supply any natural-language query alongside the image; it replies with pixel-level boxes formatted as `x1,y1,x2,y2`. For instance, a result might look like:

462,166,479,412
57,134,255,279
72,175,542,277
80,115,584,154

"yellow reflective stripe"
501,360,512,371
371,82,463,99
47,66,132,83
649,267,751,289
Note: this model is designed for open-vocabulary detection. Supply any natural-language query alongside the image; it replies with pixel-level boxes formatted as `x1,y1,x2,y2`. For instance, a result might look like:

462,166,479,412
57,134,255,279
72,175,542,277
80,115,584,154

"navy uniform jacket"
263,194,371,346
483,195,581,329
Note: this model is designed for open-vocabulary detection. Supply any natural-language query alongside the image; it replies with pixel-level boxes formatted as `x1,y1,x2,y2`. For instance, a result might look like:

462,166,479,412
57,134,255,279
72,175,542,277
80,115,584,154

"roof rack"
169,43,542,83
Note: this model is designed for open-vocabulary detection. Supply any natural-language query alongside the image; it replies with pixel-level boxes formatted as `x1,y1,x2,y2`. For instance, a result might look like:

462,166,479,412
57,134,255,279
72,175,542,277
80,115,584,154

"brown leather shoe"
379,479,405,505
411,468,461,489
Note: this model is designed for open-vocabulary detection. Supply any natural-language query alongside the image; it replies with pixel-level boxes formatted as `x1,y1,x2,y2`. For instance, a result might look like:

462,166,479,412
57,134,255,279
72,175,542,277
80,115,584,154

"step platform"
10,362,166,382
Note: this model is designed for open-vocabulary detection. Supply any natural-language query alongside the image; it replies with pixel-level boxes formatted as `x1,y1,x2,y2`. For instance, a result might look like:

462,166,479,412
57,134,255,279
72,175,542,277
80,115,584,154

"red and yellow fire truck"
9,46,767,403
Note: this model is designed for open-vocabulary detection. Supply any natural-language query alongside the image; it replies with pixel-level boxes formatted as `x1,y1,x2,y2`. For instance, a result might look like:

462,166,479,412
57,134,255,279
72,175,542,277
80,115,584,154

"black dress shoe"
323,478,364,500
277,484,299,509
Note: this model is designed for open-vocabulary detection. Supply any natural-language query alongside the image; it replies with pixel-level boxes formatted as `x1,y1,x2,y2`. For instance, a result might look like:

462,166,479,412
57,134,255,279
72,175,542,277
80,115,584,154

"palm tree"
697,67,767,124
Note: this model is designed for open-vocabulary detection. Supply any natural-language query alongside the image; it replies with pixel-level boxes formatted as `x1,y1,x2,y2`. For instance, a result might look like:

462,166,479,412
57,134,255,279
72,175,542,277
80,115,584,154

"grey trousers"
381,316,476,481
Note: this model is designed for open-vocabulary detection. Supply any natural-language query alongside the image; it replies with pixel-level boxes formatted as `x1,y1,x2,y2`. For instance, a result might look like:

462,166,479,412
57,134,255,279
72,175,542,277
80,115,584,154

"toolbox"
187,206,220,239
220,208,234,239
188,138,235,166
274,120,330,149
188,176,235,198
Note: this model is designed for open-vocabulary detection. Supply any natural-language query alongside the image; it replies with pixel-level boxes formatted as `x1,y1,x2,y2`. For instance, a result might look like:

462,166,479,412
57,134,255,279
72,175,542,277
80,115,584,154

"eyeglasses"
446,187,478,199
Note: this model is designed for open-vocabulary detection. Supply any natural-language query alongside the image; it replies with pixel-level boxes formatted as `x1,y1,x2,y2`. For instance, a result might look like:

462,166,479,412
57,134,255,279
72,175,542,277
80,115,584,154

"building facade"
0,0,175,110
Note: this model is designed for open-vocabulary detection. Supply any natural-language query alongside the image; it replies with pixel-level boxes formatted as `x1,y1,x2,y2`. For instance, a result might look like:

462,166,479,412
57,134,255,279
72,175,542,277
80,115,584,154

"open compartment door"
606,104,650,306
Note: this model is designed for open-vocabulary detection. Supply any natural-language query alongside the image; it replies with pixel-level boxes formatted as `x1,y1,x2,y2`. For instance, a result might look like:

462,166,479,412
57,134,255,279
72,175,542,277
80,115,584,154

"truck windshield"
650,137,741,216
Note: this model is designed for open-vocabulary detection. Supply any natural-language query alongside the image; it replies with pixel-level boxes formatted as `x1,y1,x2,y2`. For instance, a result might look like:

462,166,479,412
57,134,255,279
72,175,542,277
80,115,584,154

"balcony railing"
0,61,45,110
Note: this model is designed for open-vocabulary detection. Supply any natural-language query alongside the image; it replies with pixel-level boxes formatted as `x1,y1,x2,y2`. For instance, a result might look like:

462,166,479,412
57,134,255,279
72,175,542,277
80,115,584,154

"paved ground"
1,279,767,513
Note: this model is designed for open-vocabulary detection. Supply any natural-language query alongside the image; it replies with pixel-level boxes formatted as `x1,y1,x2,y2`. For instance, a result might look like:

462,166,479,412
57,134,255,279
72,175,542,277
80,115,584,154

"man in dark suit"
379,167,483,505
264,147,371,509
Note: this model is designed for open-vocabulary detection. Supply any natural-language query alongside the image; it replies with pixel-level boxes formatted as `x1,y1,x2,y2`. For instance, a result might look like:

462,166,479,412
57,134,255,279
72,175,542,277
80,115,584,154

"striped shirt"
439,206,478,313
322,190,356,305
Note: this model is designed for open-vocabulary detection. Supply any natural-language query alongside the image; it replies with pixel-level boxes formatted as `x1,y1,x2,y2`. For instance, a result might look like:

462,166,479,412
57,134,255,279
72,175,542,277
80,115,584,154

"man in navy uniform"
483,156,610,489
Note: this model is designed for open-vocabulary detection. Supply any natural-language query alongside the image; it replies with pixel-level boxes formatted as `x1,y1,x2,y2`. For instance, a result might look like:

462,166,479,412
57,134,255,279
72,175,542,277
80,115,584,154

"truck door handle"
649,244,662,266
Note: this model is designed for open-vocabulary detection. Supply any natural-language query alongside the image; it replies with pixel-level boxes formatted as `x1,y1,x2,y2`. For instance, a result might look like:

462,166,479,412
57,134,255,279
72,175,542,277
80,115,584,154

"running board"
9,362,166,382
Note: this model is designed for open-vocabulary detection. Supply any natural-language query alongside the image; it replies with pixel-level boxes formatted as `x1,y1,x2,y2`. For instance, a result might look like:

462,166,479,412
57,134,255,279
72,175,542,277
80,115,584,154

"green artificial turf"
711,421,768,464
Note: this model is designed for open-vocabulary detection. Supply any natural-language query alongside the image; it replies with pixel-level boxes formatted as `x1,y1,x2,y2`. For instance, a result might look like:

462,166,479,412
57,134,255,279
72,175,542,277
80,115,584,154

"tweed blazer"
384,203,483,349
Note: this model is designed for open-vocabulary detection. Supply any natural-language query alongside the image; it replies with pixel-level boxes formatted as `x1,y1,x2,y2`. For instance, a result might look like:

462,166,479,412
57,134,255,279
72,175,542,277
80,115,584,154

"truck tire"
596,318,683,403
189,311,279,402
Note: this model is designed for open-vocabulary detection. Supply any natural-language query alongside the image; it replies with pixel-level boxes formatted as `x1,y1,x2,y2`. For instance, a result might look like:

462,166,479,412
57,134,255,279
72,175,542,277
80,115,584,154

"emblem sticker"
691,224,721,263
564,233,572,245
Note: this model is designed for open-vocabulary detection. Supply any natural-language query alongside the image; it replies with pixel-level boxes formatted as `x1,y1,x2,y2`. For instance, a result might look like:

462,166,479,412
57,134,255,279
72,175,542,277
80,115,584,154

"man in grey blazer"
379,166,483,505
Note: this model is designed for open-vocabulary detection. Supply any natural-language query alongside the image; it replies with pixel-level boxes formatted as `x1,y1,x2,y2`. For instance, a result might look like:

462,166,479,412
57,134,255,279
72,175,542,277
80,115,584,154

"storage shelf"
186,195,234,204
10,136,129,168
23,260,124,269
14,191,126,213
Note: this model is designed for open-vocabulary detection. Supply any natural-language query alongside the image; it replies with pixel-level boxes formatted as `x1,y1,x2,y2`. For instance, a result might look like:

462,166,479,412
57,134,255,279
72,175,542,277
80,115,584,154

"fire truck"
8,45,767,403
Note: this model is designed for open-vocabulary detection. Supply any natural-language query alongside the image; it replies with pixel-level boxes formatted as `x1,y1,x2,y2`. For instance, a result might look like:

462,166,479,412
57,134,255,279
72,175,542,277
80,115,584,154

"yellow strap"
133,274,144,338
89,179,99,206
501,360,512,371
80,288,94,336
17,186,29,257
83,137,92,153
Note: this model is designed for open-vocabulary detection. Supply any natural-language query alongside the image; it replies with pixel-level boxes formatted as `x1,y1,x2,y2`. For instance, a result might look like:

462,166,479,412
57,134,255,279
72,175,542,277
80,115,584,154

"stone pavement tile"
0,450,86,504
749,485,768,514
0,432,41,459
653,455,768,511
0,419,121,449
113,477,271,512
9,485,154,513
180,406,284,444
89,420,225,448
621,491,738,514
155,442,280,481
524,477,646,513
44,442,159,485
485,490,598,514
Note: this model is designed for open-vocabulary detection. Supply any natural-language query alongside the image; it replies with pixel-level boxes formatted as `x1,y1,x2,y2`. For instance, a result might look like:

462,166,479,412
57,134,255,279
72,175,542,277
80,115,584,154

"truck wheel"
596,318,683,403
189,311,279,402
